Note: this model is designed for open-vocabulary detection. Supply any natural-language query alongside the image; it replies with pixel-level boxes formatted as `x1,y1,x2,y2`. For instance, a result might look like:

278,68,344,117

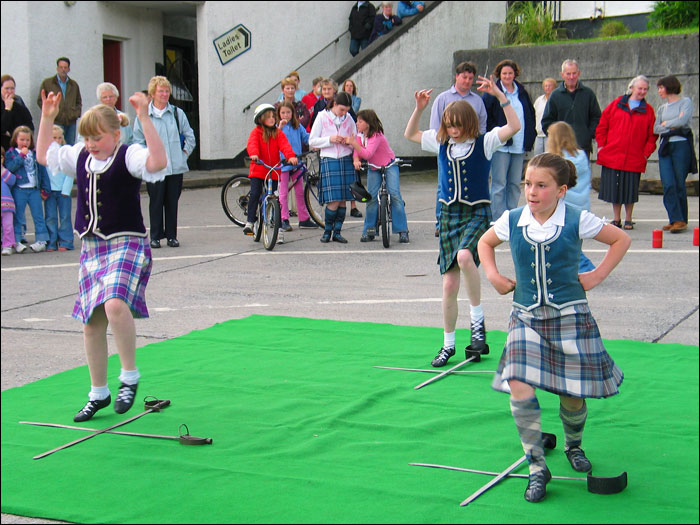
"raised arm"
476,75,520,143
404,89,433,144
129,92,167,173
36,90,62,166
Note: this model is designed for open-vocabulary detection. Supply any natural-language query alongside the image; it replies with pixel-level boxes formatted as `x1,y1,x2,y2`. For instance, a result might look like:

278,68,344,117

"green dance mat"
2,315,698,524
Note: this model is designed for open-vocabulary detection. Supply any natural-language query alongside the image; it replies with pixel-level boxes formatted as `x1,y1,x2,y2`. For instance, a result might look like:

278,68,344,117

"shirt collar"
449,86,475,98
517,198,567,228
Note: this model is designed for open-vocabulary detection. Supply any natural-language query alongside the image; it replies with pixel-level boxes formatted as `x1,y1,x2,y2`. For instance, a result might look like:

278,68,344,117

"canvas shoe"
399,232,409,243
30,240,47,252
524,467,551,502
243,222,254,235
1,246,13,256
74,396,111,422
14,242,27,254
298,219,318,229
431,346,455,367
114,383,138,414
565,446,592,472
281,220,292,232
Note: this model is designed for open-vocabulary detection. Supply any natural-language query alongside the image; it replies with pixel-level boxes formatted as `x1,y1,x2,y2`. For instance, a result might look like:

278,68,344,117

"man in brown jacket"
37,57,82,144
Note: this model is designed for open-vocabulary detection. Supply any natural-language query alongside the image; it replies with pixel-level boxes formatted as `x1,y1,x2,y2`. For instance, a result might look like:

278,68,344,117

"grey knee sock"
510,396,546,474
560,400,587,449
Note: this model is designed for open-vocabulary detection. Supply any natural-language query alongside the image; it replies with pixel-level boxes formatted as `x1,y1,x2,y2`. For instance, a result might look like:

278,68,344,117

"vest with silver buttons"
75,145,146,239
437,134,491,206
509,205,587,310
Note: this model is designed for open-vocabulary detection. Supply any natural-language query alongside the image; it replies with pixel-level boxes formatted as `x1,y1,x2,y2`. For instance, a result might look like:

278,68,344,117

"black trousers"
147,174,183,241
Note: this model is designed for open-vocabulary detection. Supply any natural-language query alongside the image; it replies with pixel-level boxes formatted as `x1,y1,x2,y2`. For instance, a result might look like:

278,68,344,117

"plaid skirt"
319,155,356,204
438,202,491,274
72,236,152,324
598,166,641,204
491,303,624,398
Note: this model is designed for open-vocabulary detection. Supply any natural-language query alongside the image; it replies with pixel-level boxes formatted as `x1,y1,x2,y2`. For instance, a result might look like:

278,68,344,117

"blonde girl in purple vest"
36,89,167,423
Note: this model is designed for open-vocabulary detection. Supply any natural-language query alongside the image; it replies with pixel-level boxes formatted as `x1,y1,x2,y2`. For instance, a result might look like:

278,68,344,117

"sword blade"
414,357,477,390
20,420,179,441
409,462,586,481
460,455,526,506
374,366,495,374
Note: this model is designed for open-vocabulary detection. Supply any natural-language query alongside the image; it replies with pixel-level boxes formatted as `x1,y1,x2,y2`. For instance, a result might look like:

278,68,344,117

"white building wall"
1,0,164,129
560,1,656,21
196,1,353,160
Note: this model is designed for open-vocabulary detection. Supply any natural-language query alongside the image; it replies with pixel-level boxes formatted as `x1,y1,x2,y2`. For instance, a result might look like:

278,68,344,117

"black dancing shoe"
74,396,111,422
431,346,455,367
468,317,489,354
332,233,348,244
565,446,592,472
114,383,138,414
524,467,552,503
350,208,362,218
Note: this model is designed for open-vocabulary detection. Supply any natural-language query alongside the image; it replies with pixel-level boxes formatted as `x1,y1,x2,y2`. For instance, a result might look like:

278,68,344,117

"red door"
103,39,122,110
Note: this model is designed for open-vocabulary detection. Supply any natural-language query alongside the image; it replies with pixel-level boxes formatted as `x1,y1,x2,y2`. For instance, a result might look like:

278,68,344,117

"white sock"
470,304,484,323
119,368,140,385
89,385,110,401
443,331,456,349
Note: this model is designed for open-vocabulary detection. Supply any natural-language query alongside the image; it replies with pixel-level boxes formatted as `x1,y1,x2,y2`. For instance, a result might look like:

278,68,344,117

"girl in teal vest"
404,75,521,368
478,153,631,503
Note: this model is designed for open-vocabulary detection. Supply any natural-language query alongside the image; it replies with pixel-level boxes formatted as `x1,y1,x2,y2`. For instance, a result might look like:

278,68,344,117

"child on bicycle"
244,103,297,235
348,109,409,243
404,76,520,367
276,101,316,231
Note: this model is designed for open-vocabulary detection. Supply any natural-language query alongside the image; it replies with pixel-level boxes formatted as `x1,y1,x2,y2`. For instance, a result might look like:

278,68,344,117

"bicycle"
245,158,284,250
221,151,324,229
354,158,411,248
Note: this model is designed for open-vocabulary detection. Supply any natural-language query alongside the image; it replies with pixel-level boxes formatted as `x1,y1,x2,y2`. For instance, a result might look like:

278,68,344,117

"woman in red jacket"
243,104,297,235
596,75,658,229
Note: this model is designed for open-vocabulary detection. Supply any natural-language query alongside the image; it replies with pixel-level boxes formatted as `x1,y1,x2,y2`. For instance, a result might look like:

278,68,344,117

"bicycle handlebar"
364,158,411,170
246,157,297,170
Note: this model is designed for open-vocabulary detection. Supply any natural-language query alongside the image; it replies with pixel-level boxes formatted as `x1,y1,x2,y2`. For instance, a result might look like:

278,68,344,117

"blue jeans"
58,123,77,146
44,190,74,250
349,38,369,57
659,140,691,224
11,186,49,242
490,151,525,220
363,164,408,234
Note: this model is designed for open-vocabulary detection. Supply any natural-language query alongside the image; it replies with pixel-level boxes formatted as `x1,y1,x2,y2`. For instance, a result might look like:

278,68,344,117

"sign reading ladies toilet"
213,24,251,65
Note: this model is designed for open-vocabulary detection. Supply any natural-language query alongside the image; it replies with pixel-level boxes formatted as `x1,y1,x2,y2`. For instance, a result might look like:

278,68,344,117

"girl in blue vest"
478,153,631,503
36,89,167,422
404,75,520,368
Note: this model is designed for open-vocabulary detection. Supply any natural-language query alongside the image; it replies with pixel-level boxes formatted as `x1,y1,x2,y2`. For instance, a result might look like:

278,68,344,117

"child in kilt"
478,153,631,502
36,89,167,422
309,91,357,243
404,75,520,367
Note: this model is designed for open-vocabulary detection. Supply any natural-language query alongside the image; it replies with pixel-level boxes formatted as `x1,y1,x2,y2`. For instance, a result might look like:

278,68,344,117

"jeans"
659,140,691,224
11,186,48,242
44,190,74,250
363,164,408,234
58,123,77,146
490,151,525,220
349,38,369,57
147,174,183,240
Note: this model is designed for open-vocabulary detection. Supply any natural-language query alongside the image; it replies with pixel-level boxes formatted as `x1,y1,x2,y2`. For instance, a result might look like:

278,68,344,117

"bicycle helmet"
349,180,372,202
253,103,276,125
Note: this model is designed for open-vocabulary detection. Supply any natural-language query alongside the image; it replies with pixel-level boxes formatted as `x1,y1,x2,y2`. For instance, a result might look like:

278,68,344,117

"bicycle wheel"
304,172,325,228
263,197,280,250
380,194,390,248
254,202,263,242
220,174,251,226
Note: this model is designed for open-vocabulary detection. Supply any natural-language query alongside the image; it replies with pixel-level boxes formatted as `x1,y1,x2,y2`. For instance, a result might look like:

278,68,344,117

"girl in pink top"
349,109,409,243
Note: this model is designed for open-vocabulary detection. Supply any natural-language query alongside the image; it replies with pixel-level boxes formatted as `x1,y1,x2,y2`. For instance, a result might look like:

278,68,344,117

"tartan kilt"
72,235,153,324
491,304,624,398
438,202,491,274
319,155,356,204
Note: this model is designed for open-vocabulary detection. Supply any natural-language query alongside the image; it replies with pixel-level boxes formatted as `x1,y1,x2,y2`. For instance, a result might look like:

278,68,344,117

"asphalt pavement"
1,169,698,524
